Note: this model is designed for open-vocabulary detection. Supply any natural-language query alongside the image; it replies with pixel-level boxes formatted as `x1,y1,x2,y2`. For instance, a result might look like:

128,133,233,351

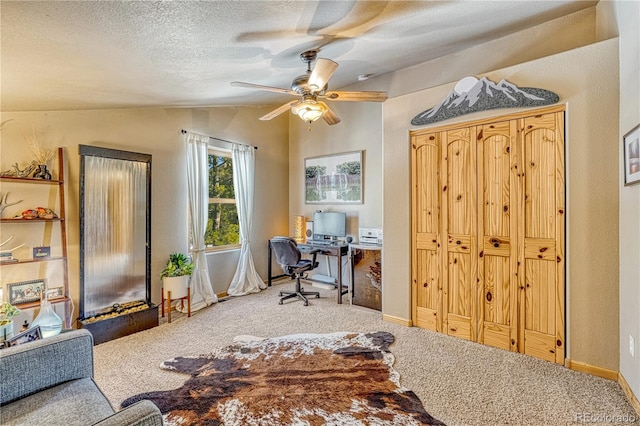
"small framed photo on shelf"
33,246,51,260
8,279,46,305
46,286,64,300
624,124,640,186
1,326,42,348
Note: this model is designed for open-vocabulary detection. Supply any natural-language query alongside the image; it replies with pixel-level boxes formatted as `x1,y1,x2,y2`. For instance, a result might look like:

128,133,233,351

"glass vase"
32,298,62,338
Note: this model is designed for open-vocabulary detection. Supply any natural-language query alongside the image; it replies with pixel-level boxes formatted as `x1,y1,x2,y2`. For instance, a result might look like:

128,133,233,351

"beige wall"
598,0,640,401
383,39,620,370
0,106,289,323
287,102,383,280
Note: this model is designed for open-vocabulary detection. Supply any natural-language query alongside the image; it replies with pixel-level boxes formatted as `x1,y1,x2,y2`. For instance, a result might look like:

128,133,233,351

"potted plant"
160,253,194,320
0,302,21,341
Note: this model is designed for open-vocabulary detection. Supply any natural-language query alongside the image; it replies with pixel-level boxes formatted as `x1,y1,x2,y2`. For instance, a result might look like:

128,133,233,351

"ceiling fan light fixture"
292,100,326,123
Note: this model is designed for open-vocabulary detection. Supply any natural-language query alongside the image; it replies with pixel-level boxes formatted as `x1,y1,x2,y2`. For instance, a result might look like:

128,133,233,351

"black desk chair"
270,237,320,306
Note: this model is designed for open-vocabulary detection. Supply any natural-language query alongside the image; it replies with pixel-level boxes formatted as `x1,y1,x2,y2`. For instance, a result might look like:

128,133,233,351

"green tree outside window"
205,151,239,248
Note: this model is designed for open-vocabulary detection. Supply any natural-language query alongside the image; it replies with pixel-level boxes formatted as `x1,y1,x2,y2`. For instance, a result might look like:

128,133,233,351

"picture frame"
3,326,42,347
624,124,640,186
46,286,64,300
33,246,51,259
8,279,46,305
304,151,363,204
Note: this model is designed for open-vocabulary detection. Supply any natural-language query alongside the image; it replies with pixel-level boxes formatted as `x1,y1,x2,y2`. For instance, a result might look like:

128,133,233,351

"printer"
358,227,382,245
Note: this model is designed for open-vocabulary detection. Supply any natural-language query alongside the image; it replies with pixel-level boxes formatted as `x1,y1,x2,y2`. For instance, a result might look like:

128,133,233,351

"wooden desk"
267,239,349,304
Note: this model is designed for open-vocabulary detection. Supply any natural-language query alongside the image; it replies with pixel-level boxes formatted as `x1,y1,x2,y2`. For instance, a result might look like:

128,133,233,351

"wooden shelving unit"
0,147,71,328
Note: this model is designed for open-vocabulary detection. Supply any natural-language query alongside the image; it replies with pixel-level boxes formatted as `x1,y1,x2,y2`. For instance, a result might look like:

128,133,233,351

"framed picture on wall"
624,124,640,186
304,151,363,204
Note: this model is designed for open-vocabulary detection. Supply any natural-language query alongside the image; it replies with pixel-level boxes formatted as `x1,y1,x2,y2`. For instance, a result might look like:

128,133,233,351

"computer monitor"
312,211,346,239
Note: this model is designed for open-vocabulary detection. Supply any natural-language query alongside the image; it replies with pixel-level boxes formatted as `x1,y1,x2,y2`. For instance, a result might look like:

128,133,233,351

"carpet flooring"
94,281,639,426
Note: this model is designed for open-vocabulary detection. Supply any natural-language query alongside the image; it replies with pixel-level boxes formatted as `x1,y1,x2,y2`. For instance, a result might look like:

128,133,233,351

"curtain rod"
181,129,257,150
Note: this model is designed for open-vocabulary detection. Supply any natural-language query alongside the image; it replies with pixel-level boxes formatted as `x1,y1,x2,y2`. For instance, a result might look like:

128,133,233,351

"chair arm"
0,329,94,405
308,248,320,266
93,400,163,426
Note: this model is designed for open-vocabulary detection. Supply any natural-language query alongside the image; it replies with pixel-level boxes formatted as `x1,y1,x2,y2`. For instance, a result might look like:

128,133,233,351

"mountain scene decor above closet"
411,76,559,126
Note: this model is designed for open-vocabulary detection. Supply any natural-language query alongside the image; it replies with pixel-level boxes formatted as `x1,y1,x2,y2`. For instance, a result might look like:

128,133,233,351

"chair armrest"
0,329,94,405
93,400,163,426
308,248,320,265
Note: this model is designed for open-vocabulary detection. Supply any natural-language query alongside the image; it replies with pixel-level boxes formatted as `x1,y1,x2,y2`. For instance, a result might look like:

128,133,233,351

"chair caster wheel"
304,302,308,306
279,292,283,296
315,295,320,298
279,300,283,305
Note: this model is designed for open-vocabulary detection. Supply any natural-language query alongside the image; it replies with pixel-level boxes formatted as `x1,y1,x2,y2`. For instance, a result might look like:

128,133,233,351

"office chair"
270,237,320,306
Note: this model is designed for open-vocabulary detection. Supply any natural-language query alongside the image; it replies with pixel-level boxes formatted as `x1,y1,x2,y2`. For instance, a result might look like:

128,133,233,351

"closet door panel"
412,134,442,332
477,121,518,351
519,112,565,364
443,127,477,341
482,255,512,350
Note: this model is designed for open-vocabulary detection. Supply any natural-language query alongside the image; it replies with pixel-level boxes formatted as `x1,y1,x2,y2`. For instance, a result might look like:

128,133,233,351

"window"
205,148,239,250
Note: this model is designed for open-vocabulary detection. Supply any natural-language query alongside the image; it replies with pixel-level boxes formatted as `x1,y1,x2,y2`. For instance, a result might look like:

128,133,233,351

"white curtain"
182,132,217,311
227,143,265,296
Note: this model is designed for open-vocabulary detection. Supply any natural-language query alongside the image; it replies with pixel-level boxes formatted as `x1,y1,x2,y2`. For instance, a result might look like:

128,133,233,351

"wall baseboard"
382,314,412,327
565,359,618,381
217,291,228,299
619,373,640,416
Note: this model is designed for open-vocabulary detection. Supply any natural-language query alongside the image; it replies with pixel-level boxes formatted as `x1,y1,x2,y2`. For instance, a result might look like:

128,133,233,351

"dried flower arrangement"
27,128,54,165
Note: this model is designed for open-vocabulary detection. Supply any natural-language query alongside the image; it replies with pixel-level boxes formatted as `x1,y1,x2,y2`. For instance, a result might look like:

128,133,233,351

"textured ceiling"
1,1,597,111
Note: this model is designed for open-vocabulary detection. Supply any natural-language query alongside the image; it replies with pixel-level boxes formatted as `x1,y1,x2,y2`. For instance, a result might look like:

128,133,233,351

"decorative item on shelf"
294,215,306,243
0,161,39,178
0,302,21,341
27,127,54,180
14,207,57,220
31,291,63,339
0,192,23,216
0,235,25,255
8,279,46,305
160,252,194,323
33,164,52,180
0,252,18,263
33,246,51,259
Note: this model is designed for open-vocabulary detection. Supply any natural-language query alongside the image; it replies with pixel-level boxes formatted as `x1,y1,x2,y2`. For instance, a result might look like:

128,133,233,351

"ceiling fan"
231,49,387,126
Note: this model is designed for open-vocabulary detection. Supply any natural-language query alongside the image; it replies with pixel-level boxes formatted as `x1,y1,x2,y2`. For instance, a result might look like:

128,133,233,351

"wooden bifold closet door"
411,106,565,364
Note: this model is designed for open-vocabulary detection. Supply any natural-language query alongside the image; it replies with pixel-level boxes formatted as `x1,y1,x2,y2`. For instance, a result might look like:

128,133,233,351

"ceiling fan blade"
259,101,300,121
231,81,297,96
322,103,341,125
308,58,338,92
322,91,388,102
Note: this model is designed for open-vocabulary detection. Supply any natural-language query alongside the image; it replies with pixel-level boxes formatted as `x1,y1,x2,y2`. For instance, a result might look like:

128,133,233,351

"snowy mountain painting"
411,77,559,126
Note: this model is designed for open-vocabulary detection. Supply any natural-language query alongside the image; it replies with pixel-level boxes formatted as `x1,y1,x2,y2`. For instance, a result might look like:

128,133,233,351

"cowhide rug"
121,331,445,425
